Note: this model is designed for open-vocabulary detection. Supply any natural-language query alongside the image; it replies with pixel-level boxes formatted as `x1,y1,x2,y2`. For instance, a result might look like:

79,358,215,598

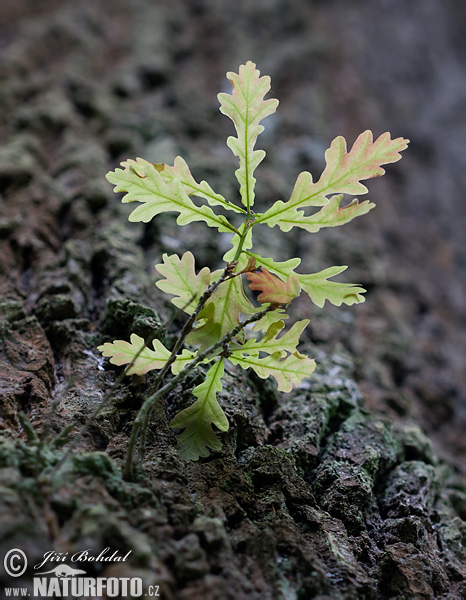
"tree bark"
0,1,465,598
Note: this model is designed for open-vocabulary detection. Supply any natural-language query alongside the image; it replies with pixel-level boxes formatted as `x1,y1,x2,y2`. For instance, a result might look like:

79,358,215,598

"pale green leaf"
97,333,170,376
170,349,197,375
252,307,289,333
317,130,409,196
271,195,375,233
218,61,279,209
154,156,245,214
170,360,228,460
236,319,309,358
106,157,236,232
245,252,301,281
187,275,255,349
230,351,316,393
257,131,409,231
298,266,366,307
155,251,211,315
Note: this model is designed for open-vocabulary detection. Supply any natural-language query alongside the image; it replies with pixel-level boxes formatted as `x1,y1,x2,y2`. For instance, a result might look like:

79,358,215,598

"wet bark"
0,1,465,598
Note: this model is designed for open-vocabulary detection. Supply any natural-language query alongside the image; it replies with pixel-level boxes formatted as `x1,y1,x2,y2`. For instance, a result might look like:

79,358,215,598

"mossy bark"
0,1,465,598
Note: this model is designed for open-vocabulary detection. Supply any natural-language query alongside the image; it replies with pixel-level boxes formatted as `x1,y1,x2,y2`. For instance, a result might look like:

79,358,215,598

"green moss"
100,298,162,341
0,300,27,322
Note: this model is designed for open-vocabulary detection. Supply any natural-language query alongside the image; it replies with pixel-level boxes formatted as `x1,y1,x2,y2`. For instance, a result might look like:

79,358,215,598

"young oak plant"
98,61,408,475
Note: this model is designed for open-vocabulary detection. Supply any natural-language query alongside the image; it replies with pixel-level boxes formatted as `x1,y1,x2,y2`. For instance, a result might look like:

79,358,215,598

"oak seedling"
98,61,408,476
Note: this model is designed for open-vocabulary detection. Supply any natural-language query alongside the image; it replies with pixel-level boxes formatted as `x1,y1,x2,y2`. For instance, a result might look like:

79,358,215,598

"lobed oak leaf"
235,319,309,358
153,156,245,214
98,333,171,376
106,157,236,233
218,61,279,210
229,351,316,393
169,360,228,460
257,131,409,232
155,251,211,315
317,130,409,196
246,268,301,305
274,195,375,233
298,266,366,307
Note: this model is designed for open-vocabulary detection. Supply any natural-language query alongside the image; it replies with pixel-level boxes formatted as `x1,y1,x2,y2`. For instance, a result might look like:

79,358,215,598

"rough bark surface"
0,1,465,599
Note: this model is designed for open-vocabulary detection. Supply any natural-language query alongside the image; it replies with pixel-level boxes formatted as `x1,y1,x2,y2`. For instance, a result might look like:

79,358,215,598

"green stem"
123,303,277,480
152,265,236,386
232,218,256,263
134,264,238,462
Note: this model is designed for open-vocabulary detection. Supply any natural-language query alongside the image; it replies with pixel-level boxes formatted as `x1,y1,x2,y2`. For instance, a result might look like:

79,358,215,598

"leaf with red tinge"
317,130,409,196
258,130,409,232
246,268,301,305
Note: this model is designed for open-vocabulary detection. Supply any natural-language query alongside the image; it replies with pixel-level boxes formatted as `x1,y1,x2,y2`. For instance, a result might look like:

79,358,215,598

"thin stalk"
124,303,277,480
150,263,237,388
53,261,247,477
136,262,241,459
232,218,256,263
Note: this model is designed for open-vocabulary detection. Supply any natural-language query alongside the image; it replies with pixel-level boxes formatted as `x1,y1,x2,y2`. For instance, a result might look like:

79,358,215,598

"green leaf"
236,319,309,358
271,195,375,233
186,302,223,350
218,61,279,210
252,307,289,333
298,266,366,307
230,318,314,392
317,130,409,196
222,224,253,265
246,268,301,304
155,251,211,315
106,157,236,233
97,334,171,376
154,156,246,214
170,360,228,460
170,349,197,375
230,351,316,393
187,275,255,349
245,252,301,281
258,131,409,231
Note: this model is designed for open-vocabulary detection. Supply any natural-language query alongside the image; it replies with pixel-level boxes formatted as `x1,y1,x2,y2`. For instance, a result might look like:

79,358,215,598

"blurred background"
0,0,465,473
